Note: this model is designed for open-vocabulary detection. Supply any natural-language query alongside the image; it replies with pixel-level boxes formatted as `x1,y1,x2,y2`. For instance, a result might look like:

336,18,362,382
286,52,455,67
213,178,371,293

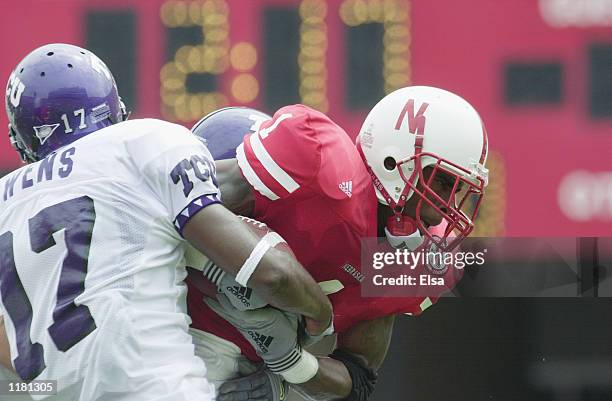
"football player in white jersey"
0,43,332,401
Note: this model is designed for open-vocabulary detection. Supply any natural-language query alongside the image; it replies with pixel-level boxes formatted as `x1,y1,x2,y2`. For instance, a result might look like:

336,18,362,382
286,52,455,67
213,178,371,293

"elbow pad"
329,349,378,401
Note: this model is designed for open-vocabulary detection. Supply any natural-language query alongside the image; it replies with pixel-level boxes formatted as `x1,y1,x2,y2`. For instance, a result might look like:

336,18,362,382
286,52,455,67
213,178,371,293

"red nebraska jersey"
187,105,453,361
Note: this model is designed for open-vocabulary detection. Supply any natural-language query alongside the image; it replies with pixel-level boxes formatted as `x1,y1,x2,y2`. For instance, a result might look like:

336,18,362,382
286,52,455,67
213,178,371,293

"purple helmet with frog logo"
5,43,128,162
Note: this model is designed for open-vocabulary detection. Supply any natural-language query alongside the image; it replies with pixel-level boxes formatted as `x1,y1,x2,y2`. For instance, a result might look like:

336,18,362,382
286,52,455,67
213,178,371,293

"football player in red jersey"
187,86,489,401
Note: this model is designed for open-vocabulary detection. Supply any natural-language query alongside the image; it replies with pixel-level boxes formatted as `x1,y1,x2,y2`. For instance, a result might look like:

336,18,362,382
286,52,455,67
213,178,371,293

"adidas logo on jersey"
339,181,352,198
247,330,274,353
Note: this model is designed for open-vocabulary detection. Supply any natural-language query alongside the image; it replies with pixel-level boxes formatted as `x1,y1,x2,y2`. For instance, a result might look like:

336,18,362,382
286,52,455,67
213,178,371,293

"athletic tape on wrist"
267,344,302,373
279,350,319,384
235,232,286,286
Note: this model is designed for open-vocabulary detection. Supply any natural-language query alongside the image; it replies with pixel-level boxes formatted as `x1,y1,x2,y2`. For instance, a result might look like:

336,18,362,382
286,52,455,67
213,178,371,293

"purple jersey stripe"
174,193,221,236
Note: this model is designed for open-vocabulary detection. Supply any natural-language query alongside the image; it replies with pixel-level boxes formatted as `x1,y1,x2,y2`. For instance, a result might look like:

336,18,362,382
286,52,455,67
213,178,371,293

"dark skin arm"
292,315,396,401
183,203,332,335
215,159,254,216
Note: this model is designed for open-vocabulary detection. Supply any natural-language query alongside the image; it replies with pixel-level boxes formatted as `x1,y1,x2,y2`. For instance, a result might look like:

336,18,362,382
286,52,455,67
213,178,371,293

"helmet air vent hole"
384,157,396,171
19,68,24,73
46,52,54,56
80,51,85,55
40,72,45,77
67,64,73,68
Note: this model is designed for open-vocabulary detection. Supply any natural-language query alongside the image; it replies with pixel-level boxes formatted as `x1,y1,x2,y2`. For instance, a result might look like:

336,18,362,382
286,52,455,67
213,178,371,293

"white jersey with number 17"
0,118,219,401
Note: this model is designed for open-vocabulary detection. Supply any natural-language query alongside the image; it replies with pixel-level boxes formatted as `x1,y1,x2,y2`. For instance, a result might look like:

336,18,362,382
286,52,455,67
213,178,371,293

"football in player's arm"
208,161,397,401
182,201,332,335
0,44,330,401
210,153,385,401
189,89,488,401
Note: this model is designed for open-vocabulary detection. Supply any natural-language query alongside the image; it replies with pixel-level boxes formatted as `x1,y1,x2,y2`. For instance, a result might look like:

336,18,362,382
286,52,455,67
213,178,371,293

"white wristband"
235,232,285,287
280,350,319,384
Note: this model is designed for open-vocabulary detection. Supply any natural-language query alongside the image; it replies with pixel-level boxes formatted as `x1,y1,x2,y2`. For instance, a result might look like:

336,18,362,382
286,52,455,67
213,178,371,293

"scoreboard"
155,0,410,120
1,0,612,236
0,0,412,166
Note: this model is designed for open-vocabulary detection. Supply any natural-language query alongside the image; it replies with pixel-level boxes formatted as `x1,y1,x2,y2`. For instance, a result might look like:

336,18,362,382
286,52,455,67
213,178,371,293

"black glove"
217,369,288,401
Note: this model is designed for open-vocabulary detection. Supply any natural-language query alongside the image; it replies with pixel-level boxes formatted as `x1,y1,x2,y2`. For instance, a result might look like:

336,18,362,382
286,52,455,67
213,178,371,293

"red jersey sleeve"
236,105,324,201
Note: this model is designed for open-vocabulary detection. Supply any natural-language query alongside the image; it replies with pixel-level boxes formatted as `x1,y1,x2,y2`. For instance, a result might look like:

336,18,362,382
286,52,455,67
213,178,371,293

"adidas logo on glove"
225,285,253,308
247,330,274,353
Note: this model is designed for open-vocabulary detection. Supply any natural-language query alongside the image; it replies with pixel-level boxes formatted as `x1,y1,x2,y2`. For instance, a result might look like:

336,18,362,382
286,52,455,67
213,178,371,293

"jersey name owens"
2,146,75,202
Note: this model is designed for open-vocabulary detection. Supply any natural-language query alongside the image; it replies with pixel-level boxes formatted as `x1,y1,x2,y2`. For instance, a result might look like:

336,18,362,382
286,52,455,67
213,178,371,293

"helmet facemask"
394,150,487,253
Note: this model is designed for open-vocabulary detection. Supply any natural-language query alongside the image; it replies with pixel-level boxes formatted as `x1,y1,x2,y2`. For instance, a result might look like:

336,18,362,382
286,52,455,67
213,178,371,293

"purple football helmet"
5,43,128,162
191,107,271,160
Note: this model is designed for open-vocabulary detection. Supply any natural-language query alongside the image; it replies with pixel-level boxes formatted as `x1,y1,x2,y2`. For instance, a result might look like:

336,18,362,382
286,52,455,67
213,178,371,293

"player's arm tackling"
292,315,395,401
132,122,331,335
183,204,332,335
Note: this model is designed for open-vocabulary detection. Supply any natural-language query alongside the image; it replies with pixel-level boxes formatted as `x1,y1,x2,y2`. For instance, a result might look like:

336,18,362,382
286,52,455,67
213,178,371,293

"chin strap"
384,224,424,251
386,212,417,236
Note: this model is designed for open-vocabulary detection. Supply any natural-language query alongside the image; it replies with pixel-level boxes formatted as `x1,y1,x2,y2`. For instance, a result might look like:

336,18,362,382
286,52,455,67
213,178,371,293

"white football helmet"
357,86,489,251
